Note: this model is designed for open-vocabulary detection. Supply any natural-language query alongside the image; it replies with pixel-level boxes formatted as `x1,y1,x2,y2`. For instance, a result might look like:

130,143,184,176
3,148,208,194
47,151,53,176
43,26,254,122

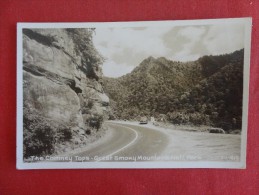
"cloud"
93,26,172,67
164,26,207,61
92,22,245,77
179,26,207,39
202,23,244,55
101,60,135,78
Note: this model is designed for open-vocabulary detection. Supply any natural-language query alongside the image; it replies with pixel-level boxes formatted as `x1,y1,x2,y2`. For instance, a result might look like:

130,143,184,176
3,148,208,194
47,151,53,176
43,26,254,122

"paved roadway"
70,122,169,162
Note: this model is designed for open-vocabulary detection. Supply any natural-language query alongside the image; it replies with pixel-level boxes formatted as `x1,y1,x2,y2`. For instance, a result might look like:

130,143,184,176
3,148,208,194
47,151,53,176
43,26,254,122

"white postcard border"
17,18,252,169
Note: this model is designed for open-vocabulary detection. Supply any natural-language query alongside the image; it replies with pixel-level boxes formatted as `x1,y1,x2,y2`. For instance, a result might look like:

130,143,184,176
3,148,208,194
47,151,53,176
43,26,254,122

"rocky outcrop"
23,28,109,158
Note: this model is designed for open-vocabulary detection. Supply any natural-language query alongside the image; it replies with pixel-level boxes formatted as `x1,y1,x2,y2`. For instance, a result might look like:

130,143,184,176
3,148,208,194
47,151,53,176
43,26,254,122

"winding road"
50,121,241,163
70,122,169,162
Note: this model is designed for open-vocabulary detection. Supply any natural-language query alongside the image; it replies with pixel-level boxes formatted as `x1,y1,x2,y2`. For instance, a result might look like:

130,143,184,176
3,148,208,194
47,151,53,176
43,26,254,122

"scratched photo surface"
17,18,251,169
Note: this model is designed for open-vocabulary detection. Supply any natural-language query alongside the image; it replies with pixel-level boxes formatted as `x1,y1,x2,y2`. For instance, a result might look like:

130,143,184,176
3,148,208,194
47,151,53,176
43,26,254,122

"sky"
92,23,245,78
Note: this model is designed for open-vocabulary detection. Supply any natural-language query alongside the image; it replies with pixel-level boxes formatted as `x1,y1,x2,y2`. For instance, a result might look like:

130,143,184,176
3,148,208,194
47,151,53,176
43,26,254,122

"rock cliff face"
23,28,109,158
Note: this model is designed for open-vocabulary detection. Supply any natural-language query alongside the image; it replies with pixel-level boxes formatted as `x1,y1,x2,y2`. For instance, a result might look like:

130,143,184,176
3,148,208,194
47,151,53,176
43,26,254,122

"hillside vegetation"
103,49,244,132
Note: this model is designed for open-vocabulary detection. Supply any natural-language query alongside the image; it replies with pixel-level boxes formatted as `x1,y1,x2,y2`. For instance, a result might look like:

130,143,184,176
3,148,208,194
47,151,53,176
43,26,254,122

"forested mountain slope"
103,49,244,131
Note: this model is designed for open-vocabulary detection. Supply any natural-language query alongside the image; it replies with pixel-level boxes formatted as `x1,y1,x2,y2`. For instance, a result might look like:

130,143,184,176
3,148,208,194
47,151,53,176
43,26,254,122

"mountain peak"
146,56,156,61
141,56,156,65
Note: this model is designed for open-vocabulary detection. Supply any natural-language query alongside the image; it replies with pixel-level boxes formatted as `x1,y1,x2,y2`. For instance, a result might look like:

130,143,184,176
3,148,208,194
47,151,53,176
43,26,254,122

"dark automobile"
139,116,148,124
208,128,225,134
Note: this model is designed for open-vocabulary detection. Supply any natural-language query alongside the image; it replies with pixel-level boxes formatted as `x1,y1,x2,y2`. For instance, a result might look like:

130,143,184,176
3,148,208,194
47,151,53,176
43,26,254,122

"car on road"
208,128,225,134
139,116,148,124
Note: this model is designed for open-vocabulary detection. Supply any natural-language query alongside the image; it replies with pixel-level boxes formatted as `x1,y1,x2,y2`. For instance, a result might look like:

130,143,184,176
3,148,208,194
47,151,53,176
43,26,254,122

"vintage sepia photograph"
17,18,251,169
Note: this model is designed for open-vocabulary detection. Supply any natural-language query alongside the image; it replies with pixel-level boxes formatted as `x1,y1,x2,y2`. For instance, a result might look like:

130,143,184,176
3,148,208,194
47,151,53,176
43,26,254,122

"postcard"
17,18,252,169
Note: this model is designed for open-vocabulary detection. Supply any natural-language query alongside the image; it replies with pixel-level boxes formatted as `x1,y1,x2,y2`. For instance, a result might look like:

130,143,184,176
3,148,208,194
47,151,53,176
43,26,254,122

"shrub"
167,111,211,126
167,112,186,125
66,28,105,80
23,109,73,158
88,100,94,108
81,100,94,114
85,129,91,135
56,126,72,142
23,111,56,158
87,114,104,130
